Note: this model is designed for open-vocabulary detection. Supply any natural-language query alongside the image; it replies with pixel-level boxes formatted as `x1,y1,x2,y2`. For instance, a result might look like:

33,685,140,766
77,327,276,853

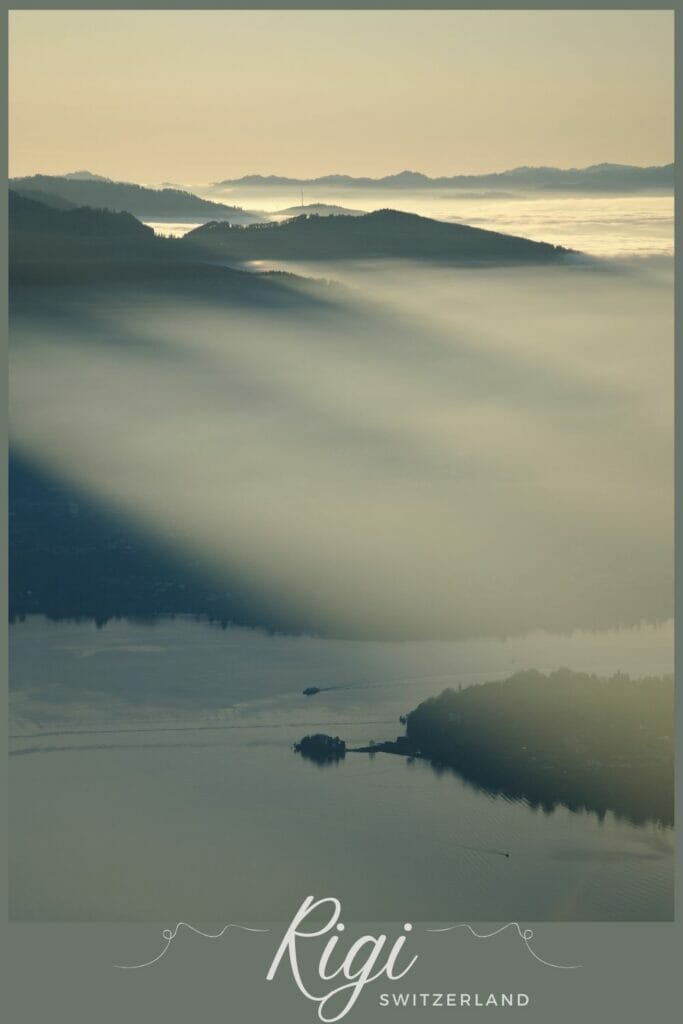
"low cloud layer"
10,258,673,639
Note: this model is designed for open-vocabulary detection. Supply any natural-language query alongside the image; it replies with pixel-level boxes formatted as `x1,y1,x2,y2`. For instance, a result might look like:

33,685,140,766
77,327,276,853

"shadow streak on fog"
9,257,673,639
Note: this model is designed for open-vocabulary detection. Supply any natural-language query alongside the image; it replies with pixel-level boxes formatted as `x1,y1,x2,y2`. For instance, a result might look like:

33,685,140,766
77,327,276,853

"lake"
10,616,673,923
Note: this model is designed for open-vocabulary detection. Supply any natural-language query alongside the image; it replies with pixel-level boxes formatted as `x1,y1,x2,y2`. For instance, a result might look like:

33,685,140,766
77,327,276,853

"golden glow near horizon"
9,9,673,183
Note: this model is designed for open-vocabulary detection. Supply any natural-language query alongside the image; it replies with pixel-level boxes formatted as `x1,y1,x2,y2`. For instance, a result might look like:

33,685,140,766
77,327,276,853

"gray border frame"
1,5,679,1022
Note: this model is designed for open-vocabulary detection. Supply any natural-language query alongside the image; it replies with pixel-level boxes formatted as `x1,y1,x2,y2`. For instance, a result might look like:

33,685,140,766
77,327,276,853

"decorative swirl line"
114,921,271,970
426,922,581,970
114,918,579,973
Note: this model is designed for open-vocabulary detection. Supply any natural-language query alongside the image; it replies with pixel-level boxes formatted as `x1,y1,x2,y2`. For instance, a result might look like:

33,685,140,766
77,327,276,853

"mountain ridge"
183,208,574,263
212,163,673,191
9,173,264,223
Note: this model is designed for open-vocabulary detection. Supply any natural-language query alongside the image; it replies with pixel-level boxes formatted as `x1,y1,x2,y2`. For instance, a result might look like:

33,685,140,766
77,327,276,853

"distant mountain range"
184,209,573,263
9,174,263,223
212,163,674,192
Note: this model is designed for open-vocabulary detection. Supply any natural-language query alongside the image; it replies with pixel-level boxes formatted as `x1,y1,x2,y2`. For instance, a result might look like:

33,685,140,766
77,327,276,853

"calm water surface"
10,617,673,922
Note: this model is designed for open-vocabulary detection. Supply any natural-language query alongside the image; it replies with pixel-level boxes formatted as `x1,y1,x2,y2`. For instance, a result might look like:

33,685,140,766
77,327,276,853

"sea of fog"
10,616,674,922
10,259,673,640
147,188,674,259
9,211,674,922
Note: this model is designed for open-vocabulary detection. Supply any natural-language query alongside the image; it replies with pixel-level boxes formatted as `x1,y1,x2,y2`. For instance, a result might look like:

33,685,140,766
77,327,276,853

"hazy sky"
9,9,674,183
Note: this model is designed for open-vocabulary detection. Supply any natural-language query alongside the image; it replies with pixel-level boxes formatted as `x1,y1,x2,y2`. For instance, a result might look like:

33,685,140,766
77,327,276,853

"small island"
294,734,346,764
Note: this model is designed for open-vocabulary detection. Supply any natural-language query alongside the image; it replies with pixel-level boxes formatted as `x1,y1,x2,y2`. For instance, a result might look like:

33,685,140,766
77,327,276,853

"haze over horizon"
11,161,674,190
9,9,673,183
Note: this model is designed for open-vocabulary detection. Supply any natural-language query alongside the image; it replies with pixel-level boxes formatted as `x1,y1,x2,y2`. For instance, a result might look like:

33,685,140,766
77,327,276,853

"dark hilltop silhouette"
9,190,576,286
8,190,343,304
10,172,263,224
357,671,672,827
9,190,159,265
183,209,573,263
295,669,673,826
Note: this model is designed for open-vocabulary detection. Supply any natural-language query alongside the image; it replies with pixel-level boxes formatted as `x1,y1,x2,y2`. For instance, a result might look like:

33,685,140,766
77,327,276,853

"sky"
9,9,674,184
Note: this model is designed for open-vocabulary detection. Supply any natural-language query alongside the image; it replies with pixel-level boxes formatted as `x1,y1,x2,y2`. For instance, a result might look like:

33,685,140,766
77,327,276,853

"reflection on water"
9,616,673,922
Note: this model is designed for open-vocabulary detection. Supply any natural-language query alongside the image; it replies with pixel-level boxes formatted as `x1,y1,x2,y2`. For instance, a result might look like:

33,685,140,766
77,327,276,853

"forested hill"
184,208,573,263
403,669,673,826
9,190,161,262
10,173,261,223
